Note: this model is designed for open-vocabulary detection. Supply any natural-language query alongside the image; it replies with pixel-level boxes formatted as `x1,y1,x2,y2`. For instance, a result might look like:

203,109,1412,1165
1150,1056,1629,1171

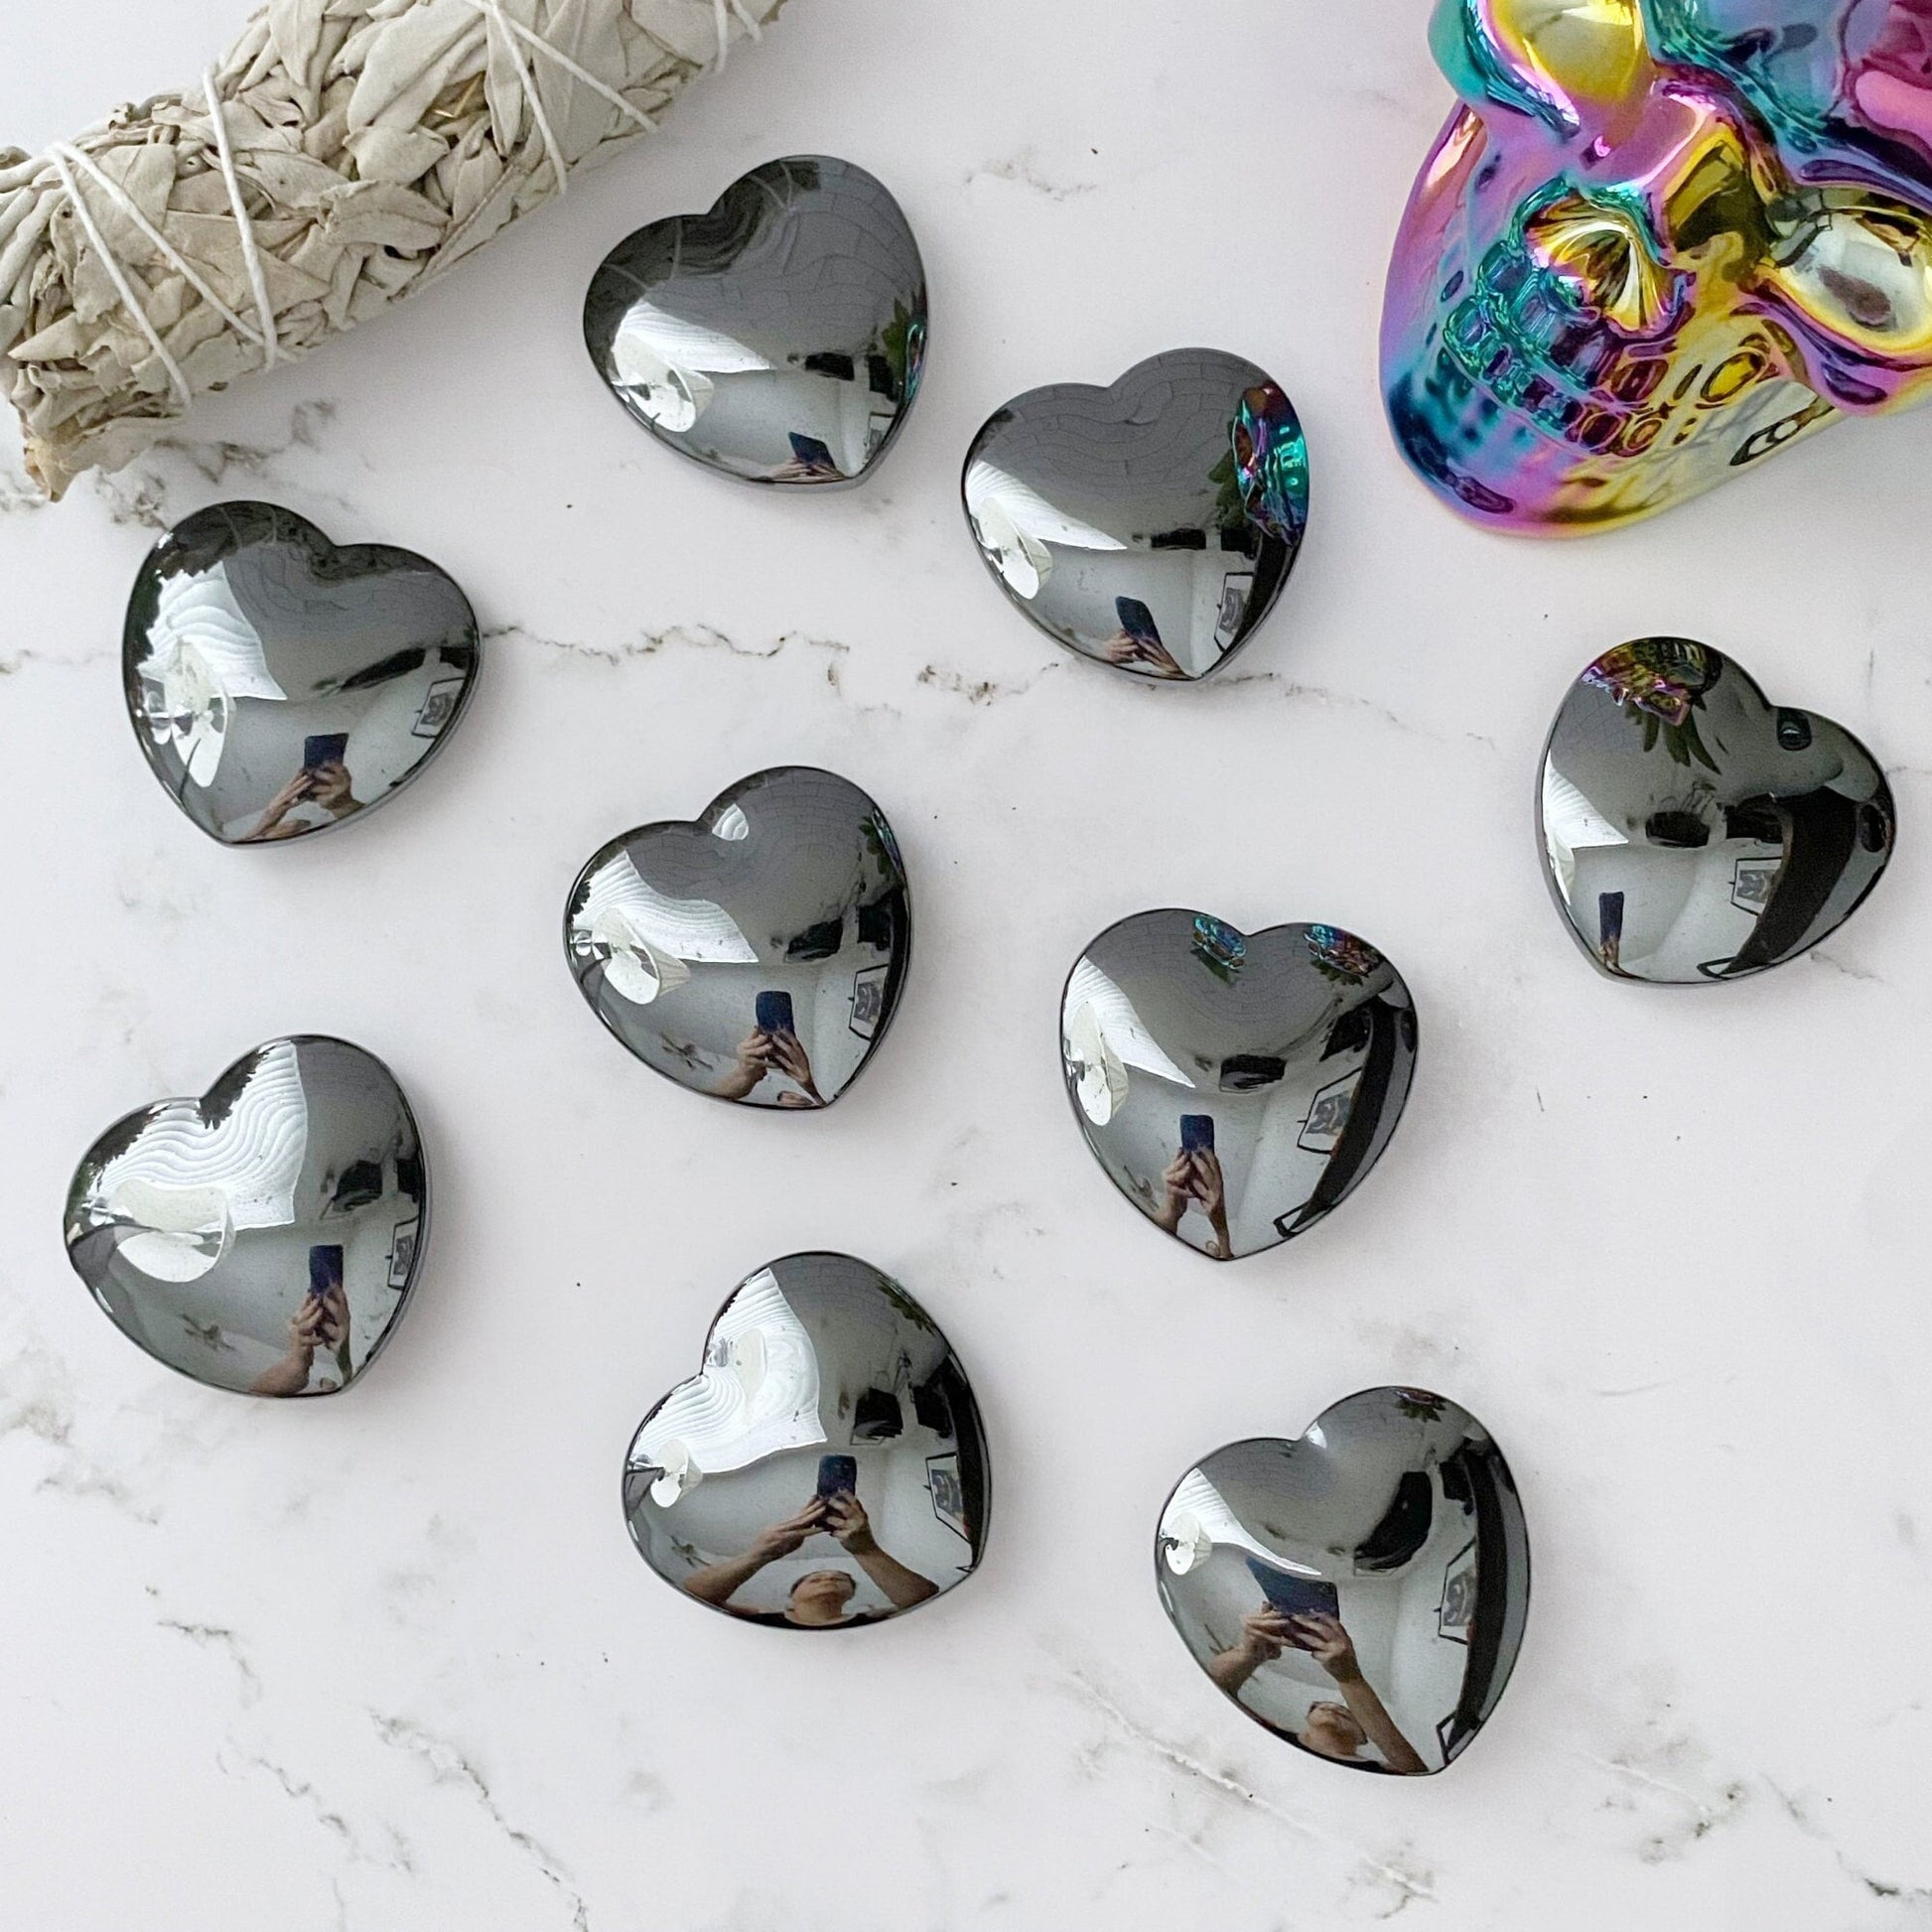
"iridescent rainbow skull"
1383,1,1932,532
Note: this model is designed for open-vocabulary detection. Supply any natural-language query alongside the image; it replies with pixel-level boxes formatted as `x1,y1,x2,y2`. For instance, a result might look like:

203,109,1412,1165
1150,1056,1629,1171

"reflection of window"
632,1270,826,1493
87,1041,310,1283
963,458,1127,598
610,307,772,431
572,852,758,1005
136,572,292,786
1158,1469,1324,1578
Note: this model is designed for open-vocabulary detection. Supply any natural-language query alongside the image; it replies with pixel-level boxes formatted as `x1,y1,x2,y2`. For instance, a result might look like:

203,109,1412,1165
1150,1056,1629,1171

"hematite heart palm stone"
622,1252,990,1628
962,348,1309,681
1060,911,1417,1260
1158,1388,1529,1774
124,501,480,845
64,1035,428,1397
584,155,927,486
1539,638,1894,982
565,767,911,1108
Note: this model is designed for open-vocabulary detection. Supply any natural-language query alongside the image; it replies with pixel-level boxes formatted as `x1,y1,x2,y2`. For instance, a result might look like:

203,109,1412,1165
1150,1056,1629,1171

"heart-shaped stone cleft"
622,1252,990,1628
583,155,927,486
1157,1388,1530,1774
962,348,1309,681
1060,911,1417,1260
123,501,481,846
1540,637,1895,983
64,1035,429,1397
565,766,912,1109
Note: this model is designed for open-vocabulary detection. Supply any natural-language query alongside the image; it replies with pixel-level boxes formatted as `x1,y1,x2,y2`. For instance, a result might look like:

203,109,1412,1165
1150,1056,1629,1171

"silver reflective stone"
565,767,911,1108
1540,638,1895,983
962,348,1310,681
1060,912,1417,1260
583,156,927,486
622,1252,989,1628
63,1036,429,1397
1158,1388,1529,1775
124,501,480,846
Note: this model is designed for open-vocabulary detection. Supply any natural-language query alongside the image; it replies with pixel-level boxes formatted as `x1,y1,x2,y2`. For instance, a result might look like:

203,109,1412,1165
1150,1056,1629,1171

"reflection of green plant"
1191,915,1247,984
876,299,923,403
1584,638,1722,772
1395,1390,1446,1423
860,809,906,888
1307,925,1381,985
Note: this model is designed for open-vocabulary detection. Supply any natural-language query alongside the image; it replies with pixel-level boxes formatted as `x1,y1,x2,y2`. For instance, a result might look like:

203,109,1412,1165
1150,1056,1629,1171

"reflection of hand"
1191,1148,1226,1219
1292,1612,1362,1684
766,1029,823,1105
717,1031,776,1101
823,1491,876,1555
1237,1608,1297,1663
750,1501,826,1562
306,759,354,816
1154,1153,1196,1232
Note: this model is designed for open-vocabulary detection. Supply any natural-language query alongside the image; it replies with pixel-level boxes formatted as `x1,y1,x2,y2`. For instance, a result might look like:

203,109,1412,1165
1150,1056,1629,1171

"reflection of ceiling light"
1159,1468,1322,1575
712,803,751,842
91,1041,310,1283
1065,958,1194,1088
1064,999,1130,1124
631,1269,826,1480
963,460,1128,553
136,572,292,787
574,854,759,983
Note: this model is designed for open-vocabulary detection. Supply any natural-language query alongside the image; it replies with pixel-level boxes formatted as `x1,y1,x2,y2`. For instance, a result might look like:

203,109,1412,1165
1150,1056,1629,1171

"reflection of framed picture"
1436,1713,1464,1764
849,962,890,1040
412,675,466,739
1298,1069,1361,1154
1213,570,1255,647
927,1452,968,1539
1730,854,1781,911
1438,1538,1477,1643
388,1217,419,1290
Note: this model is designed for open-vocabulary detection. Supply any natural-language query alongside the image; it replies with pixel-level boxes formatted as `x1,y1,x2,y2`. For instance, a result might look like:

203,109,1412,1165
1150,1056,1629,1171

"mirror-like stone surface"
1540,638,1894,982
1060,912,1417,1259
565,766,911,1108
124,501,480,845
64,1035,429,1397
963,349,1309,681
584,155,927,486
623,1253,990,1628
1158,1388,1530,1775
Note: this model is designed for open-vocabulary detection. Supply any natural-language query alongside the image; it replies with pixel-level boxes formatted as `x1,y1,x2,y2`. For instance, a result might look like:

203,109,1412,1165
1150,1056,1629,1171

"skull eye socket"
1481,0,1650,106
1768,193,1932,357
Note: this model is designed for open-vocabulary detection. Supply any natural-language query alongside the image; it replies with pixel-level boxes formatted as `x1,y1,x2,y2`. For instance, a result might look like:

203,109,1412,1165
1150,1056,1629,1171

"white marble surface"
6,2,1932,1925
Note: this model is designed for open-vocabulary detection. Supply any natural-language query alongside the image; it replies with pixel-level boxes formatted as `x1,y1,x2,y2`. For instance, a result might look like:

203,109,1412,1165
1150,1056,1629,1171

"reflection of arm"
247,1289,345,1396
1297,1613,1427,1775
682,1503,823,1605
1206,1613,1286,1695
827,1494,937,1609
716,1032,773,1101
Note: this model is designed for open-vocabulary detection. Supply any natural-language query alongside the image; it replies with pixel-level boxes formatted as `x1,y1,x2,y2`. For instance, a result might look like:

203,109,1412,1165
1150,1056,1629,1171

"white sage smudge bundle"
0,0,792,497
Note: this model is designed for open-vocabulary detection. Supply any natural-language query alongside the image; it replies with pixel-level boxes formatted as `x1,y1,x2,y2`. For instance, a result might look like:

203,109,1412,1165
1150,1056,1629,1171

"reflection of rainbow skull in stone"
1382,1,1932,533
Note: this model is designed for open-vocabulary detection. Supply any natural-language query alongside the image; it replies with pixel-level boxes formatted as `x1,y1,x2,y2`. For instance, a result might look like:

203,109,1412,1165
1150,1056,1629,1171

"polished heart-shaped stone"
583,155,927,486
622,1252,990,1628
962,348,1309,681
1157,1388,1529,1775
1060,912,1417,1260
565,766,911,1109
64,1035,428,1397
124,501,480,846
1540,638,1894,983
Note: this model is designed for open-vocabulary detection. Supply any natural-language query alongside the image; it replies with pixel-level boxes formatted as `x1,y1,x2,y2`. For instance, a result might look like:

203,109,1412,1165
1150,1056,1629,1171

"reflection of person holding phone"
1206,1608,1428,1774
1100,596,1186,680
249,1245,350,1396
714,990,826,1106
1153,1115,1232,1258
770,432,845,483
680,1488,939,1625
242,733,357,842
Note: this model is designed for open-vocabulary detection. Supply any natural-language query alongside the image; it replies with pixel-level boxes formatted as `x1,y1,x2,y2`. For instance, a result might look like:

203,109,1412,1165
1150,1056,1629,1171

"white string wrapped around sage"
0,0,793,497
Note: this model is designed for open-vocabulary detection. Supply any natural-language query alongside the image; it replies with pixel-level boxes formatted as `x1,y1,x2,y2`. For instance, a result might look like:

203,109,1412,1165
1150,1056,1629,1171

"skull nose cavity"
1525,193,1676,333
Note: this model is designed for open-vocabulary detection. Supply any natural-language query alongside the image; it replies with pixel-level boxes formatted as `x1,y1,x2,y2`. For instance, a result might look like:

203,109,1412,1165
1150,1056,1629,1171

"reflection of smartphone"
307,1242,345,1303
756,990,796,1035
1180,1113,1215,1155
787,432,836,472
303,732,348,772
1597,890,1625,949
816,1453,858,1499
1244,1554,1339,1630
1115,595,1163,649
